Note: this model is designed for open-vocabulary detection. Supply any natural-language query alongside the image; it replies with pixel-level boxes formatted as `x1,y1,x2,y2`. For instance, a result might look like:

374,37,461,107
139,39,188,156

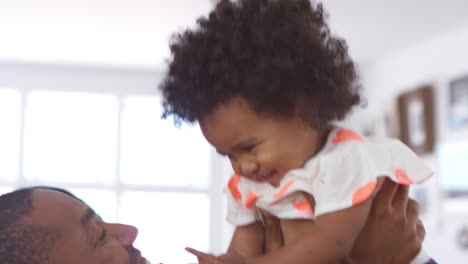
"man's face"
26,189,150,264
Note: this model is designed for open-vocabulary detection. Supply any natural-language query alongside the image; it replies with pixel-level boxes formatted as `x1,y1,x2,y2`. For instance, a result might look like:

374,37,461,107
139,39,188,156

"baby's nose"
240,160,259,176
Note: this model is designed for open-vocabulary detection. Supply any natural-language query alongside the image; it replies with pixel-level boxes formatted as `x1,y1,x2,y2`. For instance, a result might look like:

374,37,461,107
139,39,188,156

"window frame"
0,63,232,254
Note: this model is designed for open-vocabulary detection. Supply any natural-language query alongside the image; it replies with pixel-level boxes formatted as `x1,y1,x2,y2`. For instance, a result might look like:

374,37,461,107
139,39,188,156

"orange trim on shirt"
244,192,259,209
228,174,242,200
332,128,365,144
352,181,377,206
292,200,314,216
395,168,414,185
273,180,295,199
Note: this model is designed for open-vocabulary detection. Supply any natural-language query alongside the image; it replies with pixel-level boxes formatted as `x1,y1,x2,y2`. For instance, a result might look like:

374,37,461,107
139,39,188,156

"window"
0,89,216,261
120,96,210,187
120,191,210,263
23,91,119,183
0,89,21,183
0,187,13,196
439,139,468,195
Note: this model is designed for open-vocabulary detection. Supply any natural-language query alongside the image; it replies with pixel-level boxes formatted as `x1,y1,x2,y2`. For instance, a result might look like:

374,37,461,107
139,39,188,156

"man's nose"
107,223,138,248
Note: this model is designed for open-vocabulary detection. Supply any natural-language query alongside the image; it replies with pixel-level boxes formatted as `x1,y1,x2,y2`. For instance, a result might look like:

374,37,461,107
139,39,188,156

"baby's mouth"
258,171,277,183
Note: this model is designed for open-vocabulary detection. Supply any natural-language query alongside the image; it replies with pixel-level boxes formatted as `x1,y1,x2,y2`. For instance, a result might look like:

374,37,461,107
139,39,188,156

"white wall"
0,62,162,95
357,22,468,263
360,22,468,141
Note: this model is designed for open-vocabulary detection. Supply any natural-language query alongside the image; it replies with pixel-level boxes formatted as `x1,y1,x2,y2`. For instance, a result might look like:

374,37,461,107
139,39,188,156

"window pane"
120,96,211,187
119,191,210,264
439,140,468,194
0,187,14,196
23,91,118,184
0,89,21,182
68,188,118,223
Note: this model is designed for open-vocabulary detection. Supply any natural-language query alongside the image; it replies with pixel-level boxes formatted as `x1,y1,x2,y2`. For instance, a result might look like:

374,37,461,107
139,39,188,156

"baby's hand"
185,247,248,264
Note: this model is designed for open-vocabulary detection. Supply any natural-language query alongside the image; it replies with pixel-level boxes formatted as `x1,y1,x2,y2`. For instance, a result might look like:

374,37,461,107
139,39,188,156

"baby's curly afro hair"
160,0,362,129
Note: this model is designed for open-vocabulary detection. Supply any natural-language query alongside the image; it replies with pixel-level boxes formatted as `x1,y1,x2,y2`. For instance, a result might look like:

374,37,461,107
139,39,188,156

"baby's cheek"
256,150,275,165
228,160,241,175
260,150,288,172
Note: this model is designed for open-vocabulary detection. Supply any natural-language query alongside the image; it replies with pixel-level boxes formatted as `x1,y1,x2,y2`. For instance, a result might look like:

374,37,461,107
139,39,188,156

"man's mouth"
130,247,149,264
141,257,151,264
137,253,151,264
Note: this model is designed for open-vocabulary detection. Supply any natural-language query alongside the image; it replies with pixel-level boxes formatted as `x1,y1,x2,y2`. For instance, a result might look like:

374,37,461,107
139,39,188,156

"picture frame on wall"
449,75,468,129
397,85,435,155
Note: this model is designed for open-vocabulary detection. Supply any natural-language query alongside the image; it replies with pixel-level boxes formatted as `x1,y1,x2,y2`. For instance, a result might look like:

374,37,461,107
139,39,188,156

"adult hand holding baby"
349,178,425,264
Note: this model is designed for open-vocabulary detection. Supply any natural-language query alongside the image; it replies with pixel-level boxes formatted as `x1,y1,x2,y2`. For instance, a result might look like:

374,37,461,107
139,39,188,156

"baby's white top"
225,127,433,226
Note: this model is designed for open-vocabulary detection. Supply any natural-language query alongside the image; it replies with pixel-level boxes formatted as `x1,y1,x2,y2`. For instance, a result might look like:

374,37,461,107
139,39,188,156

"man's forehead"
27,189,89,226
33,189,83,206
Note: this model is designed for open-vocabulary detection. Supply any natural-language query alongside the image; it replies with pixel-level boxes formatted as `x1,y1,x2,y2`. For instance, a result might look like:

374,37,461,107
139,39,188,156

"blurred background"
1,0,467,263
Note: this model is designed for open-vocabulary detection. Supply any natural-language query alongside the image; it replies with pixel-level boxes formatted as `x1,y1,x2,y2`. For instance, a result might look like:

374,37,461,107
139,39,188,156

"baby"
159,0,433,263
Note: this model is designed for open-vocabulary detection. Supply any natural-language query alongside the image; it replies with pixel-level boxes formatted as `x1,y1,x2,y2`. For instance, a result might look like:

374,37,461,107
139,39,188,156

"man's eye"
98,229,107,242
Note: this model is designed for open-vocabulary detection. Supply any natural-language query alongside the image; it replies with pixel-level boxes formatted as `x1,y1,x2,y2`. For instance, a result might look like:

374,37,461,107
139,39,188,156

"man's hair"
0,188,59,264
160,0,361,129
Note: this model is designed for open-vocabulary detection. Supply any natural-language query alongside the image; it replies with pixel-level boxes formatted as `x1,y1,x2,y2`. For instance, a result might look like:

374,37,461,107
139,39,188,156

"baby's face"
200,97,323,187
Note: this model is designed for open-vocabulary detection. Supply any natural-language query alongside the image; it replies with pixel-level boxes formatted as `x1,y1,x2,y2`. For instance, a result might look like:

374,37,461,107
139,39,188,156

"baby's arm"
187,180,425,264
249,197,372,264
228,221,265,257
188,222,265,264
188,200,372,264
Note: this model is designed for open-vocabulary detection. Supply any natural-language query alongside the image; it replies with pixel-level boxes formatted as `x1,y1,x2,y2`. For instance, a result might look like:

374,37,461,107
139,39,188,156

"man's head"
0,188,57,264
0,187,149,264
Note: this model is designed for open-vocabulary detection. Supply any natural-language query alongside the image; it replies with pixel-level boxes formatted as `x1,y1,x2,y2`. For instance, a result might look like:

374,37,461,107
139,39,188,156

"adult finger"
372,177,385,197
370,178,398,215
259,209,283,252
416,219,426,242
392,184,409,216
406,199,421,225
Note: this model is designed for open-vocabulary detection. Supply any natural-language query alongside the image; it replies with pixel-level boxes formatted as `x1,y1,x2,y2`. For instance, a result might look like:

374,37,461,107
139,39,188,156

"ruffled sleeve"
224,174,258,226
312,130,433,217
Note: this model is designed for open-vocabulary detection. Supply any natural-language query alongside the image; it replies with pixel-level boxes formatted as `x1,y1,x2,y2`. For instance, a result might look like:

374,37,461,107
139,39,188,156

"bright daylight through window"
0,88,212,264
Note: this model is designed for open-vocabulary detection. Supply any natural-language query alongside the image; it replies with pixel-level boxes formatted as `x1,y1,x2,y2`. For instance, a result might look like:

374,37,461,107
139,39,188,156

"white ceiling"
1,0,467,69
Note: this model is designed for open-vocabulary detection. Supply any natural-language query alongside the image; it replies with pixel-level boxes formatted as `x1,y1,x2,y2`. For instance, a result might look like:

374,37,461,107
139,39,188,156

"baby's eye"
240,145,255,152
